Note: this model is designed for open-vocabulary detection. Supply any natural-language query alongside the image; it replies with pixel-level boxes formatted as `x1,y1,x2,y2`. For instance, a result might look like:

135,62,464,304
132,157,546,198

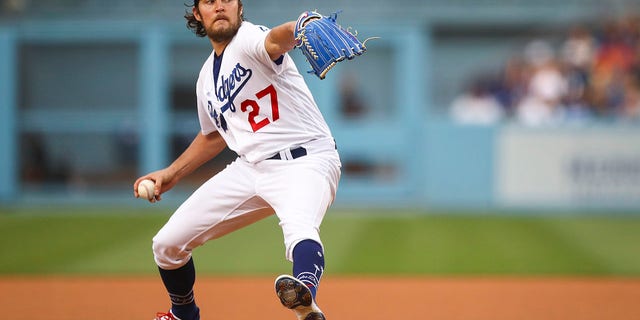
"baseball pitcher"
132,0,369,319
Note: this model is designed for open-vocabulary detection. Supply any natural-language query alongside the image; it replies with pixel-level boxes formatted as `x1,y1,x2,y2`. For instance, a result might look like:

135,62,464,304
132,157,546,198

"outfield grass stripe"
0,209,639,275
539,216,640,275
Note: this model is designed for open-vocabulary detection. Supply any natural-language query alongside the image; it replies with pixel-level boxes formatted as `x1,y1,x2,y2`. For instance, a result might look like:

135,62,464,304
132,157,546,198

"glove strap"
295,11,323,36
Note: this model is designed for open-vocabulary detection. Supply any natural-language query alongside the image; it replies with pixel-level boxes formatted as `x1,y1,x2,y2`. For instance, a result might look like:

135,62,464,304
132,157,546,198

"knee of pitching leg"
152,237,191,270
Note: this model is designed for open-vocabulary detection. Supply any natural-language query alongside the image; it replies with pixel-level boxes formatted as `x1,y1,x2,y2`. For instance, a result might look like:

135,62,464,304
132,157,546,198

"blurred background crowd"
451,15,640,126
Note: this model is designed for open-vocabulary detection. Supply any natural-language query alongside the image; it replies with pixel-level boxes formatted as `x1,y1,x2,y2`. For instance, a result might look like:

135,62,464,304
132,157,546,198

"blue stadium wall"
1,0,639,211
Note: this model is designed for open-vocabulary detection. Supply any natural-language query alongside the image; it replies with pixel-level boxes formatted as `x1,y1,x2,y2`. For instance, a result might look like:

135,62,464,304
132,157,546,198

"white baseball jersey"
152,21,341,269
196,21,334,163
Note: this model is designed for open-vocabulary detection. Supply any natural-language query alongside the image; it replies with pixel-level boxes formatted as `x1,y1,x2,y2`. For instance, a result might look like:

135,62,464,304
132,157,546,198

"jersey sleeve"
239,23,287,74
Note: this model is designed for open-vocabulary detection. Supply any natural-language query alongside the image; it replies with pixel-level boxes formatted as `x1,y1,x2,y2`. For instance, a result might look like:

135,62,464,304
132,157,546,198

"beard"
207,17,242,43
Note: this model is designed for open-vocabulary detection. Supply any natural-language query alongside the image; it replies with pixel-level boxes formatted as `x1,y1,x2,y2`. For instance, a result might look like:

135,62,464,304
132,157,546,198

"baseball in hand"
137,179,156,201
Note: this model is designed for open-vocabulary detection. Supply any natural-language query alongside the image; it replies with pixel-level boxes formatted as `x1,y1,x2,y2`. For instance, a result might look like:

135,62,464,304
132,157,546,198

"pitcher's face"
194,0,243,43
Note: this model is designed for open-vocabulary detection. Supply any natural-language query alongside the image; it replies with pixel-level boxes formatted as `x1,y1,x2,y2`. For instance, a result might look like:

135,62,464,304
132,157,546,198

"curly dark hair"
185,0,244,38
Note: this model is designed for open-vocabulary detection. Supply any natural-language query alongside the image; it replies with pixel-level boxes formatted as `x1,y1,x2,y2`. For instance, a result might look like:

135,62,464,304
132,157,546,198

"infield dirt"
1,276,639,319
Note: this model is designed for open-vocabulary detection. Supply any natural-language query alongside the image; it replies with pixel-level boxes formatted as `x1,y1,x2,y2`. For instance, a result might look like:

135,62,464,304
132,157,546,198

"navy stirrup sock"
292,239,325,299
158,257,200,320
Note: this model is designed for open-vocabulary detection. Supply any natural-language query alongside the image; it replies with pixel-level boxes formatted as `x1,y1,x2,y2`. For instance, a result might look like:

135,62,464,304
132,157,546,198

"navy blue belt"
267,146,307,160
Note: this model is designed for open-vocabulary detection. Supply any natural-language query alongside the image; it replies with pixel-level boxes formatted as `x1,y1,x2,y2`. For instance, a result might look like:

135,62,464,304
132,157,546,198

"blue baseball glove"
294,11,370,79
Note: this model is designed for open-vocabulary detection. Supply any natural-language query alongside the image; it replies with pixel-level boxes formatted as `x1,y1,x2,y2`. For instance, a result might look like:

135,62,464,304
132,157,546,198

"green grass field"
1,207,639,276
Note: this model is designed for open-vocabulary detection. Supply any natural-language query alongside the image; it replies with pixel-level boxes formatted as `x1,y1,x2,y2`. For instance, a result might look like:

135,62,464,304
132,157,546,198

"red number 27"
240,84,279,132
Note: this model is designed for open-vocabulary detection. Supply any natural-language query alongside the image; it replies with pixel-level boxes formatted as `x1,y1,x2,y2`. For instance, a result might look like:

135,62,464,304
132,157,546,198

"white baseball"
137,179,156,200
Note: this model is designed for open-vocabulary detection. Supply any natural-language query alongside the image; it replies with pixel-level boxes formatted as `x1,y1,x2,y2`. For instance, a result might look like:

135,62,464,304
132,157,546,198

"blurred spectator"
339,72,369,119
516,40,567,126
620,73,640,122
561,25,596,123
561,25,596,75
450,77,504,125
21,133,49,183
21,133,70,185
115,117,139,165
624,30,640,122
492,56,530,117
590,19,636,117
